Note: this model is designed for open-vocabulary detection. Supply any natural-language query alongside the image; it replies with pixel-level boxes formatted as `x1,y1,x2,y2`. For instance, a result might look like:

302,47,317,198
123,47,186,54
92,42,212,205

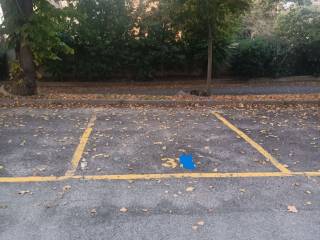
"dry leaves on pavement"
287,205,298,213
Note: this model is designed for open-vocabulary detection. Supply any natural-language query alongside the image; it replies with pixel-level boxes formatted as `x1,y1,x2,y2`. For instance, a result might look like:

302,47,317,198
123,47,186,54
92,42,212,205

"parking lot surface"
0,105,319,240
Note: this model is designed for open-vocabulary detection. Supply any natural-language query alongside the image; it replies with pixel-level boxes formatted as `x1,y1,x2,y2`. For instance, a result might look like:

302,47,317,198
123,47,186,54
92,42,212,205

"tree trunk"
11,0,37,96
17,37,37,95
206,24,213,95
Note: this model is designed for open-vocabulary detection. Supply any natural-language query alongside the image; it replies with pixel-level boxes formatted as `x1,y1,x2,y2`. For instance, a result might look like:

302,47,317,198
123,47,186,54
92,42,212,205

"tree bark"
13,0,37,96
17,37,37,95
206,24,213,95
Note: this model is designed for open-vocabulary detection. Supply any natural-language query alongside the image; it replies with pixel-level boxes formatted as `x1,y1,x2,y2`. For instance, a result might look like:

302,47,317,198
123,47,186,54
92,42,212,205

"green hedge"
293,40,320,76
231,37,320,78
44,36,232,81
0,49,8,81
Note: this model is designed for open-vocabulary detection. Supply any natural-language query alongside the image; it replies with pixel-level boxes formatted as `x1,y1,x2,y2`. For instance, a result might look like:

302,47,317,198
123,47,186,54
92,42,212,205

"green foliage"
25,0,74,65
232,5,320,78
8,60,23,81
0,45,7,80
46,0,136,79
3,0,317,81
276,7,320,75
7,60,26,93
0,0,74,67
276,7,320,46
294,40,320,75
231,37,292,78
45,0,202,80
45,0,250,81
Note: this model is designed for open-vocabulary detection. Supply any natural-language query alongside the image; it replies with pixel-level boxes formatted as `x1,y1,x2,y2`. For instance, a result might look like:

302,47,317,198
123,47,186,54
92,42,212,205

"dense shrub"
231,37,320,78
231,37,291,78
231,7,320,78
0,48,8,81
277,7,320,76
41,0,232,81
290,40,320,76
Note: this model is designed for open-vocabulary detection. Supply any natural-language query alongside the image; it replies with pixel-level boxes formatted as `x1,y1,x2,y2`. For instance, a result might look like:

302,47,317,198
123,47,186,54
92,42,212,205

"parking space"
0,108,91,177
223,106,320,172
0,105,319,180
78,108,277,176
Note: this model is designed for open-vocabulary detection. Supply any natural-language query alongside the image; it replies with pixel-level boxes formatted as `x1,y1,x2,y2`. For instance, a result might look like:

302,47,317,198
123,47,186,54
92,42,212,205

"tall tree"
17,0,36,95
1,0,36,95
173,0,250,93
1,0,74,95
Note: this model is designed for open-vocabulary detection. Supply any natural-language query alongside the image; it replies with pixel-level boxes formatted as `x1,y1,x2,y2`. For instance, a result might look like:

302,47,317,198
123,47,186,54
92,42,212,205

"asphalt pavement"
0,105,319,240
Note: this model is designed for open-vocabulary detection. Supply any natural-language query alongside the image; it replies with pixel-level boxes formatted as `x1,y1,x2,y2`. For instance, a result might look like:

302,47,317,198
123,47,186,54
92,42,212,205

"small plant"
8,61,33,96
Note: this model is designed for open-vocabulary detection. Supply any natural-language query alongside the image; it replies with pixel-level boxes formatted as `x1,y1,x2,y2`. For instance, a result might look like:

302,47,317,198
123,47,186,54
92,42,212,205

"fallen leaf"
287,205,298,213
18,190,31,195
120,207,128,213
63,185,71,192
92,153,104,159
90,208,97,216
36,166,46,172
186,186,195,192
80,161,88,170
197,221,205,226
192,225,198,231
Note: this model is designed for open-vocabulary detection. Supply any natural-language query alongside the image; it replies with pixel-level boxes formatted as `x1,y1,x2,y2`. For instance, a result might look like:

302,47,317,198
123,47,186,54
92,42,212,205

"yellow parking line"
212,112,291,173
0,171,320,183
82,172,294,180
0,176,71,183
65,114,97,176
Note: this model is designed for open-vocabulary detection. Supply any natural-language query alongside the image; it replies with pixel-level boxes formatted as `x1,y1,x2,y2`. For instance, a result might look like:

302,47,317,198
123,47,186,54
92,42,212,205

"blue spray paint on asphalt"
179,154,196,170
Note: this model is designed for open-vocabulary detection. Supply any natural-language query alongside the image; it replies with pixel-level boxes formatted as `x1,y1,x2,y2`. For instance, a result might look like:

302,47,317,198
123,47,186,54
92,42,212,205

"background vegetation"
233,3,320,77
0,0,319,88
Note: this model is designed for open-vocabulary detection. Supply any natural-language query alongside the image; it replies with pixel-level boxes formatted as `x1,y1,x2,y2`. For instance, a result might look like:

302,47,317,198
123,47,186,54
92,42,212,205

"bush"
276,7,320,76
0,48,8,81
231,38,320,78
41,0,233,81
292,40,320,76
231,6,320,78
231,37,291,78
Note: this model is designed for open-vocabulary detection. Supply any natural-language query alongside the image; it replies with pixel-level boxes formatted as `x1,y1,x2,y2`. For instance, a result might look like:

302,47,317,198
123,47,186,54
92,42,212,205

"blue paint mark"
179,154,196,170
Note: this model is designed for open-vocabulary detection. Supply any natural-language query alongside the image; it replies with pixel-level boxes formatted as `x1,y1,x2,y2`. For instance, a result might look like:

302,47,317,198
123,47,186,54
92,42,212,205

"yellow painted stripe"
212,112,291,173
65,114,96,176
82,172,294,180
0,176,72,183
0,172,320,183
